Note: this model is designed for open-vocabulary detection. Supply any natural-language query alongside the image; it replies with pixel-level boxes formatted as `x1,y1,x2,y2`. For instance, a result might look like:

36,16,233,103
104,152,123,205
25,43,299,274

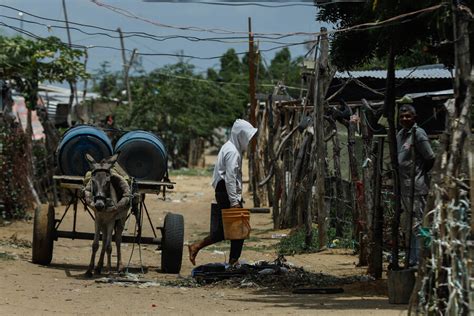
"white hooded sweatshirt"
212,119,258,206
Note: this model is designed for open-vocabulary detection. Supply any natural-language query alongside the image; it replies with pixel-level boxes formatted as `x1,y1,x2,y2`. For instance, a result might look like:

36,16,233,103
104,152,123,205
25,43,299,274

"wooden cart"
32,175,184,274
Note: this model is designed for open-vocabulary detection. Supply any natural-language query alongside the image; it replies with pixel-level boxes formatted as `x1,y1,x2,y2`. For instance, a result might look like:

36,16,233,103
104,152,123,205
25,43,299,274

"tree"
114,59,245,168
0,35,88,214
0,36,88,110
92,61,121,99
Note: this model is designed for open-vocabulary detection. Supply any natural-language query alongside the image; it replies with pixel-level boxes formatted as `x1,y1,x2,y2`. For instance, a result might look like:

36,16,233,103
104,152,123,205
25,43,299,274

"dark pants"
214,180,244,261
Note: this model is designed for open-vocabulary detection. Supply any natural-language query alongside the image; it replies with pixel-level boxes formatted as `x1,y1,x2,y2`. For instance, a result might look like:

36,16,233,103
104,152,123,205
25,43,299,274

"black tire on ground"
161,213,184,274
32,204,55,265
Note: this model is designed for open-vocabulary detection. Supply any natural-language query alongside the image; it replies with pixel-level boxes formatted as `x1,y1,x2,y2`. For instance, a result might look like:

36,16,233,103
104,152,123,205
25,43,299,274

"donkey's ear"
85,153,96,165
108,153,119,165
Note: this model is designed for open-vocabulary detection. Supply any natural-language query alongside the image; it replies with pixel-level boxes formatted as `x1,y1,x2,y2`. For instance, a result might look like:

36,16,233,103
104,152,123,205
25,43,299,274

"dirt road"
0,171,407,315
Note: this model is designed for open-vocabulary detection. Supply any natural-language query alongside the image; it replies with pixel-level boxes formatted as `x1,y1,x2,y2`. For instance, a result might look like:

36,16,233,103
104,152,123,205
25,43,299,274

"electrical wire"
90,0,445,36
144,1,315,8
0,19,316,60
0,14,315,45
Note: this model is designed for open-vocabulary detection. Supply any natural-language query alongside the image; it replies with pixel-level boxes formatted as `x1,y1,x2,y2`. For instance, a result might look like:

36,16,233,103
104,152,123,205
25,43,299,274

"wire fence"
414,181,471,315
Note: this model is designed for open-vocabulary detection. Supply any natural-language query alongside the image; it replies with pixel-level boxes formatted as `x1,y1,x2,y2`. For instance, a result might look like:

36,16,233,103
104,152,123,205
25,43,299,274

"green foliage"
113,59,245,167
92,61,121,99
0,125,29,220
277,227,319,255
0,35,88,219
95,47,304,167
0,35,88,109
277,226,355,256
316,1,464,70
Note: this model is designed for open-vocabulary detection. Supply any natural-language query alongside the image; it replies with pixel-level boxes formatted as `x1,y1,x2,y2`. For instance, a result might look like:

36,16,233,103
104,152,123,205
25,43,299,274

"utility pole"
248,17,260,207
18,12,24,36
62,0,72,47
62,0,78,125
117,28,135,108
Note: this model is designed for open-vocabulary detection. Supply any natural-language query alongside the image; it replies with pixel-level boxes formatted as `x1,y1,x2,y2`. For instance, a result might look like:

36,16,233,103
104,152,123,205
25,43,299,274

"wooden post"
248,17,260,208
385,42,402,271
372,137,384,279
468,135,474,315
330,121,344,237
311,27,330,250
62,0,78,125
117,28,136,108
361,100,375,275
82,48,89,102
347,113,364,264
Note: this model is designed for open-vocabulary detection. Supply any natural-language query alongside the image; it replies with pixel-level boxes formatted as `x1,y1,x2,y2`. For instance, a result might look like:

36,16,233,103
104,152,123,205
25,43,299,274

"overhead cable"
0,14,315,45
90,0,445,36
144,1,315,8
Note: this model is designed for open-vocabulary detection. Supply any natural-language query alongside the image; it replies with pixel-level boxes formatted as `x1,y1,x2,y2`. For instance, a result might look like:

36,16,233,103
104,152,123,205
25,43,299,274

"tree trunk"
187,137,205,168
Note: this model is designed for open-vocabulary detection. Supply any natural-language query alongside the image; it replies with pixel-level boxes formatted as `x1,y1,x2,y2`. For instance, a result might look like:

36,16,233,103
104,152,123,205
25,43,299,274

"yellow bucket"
221,208,251,240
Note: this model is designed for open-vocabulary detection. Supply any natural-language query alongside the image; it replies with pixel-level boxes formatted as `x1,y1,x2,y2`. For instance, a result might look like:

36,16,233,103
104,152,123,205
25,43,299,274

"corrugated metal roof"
404,89,453,99
335,67,453,80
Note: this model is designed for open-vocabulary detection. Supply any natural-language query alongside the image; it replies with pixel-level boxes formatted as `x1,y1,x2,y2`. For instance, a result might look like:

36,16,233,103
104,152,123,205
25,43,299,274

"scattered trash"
240,280,257,288
94,272,158,287
184,256,370,291
0,233,32,248
258,268,276,275
271,234,287,239
0,252,17,260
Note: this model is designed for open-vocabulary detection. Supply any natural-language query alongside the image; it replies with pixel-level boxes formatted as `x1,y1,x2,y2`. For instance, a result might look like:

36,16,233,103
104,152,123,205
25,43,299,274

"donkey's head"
85,153,119,212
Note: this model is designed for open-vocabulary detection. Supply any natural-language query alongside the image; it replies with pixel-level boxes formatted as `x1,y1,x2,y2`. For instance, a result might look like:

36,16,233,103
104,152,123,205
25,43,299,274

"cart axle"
55,230,162,247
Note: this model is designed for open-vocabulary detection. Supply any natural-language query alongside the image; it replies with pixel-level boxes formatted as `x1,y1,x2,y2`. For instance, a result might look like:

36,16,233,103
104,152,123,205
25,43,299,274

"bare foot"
188,244,198,266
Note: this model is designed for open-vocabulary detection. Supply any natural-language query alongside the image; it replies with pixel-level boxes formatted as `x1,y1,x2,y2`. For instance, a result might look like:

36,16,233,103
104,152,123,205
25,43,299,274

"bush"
277,227,319,256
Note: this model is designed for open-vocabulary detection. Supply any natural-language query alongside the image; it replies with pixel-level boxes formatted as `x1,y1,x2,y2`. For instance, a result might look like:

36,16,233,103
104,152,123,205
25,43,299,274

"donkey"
83,153,130,277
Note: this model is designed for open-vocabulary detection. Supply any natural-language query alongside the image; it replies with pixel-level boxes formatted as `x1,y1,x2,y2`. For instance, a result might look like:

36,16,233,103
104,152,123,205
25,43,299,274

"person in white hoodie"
188,119,257,266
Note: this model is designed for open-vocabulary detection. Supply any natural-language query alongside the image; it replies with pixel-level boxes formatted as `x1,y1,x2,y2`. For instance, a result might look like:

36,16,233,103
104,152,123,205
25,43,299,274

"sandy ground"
0,159,408,315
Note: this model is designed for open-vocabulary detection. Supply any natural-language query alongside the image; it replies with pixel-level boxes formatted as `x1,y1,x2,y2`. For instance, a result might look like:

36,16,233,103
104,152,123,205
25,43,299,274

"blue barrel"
114,130,168,181
57,125,113,176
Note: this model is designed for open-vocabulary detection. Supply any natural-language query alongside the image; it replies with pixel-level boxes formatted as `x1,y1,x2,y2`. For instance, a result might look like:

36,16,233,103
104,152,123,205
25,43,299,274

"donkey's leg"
115,218,126,272
105,224,114,273
95,226,107,275
86,221,100,277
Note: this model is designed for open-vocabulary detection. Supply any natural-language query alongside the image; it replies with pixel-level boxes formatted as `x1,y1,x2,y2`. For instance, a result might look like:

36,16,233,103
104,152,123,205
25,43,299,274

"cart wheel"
32,204,55,265
161,213,184,274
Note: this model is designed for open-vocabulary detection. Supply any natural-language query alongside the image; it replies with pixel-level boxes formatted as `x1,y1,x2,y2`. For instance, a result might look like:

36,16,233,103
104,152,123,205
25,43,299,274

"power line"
0,3,446,40
0,4,319,44
155,1,315,8
0,3,447,65
91,0,445,36
0,14,315,46
0,19,316,60
91,0,318,35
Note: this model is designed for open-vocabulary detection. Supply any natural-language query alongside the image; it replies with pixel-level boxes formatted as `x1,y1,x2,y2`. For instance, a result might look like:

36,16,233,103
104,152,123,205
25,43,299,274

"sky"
0,0,326,76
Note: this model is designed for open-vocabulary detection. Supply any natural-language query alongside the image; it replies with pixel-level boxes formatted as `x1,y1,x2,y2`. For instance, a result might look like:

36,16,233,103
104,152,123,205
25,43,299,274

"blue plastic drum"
114,130,168,181
57,125,113,176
